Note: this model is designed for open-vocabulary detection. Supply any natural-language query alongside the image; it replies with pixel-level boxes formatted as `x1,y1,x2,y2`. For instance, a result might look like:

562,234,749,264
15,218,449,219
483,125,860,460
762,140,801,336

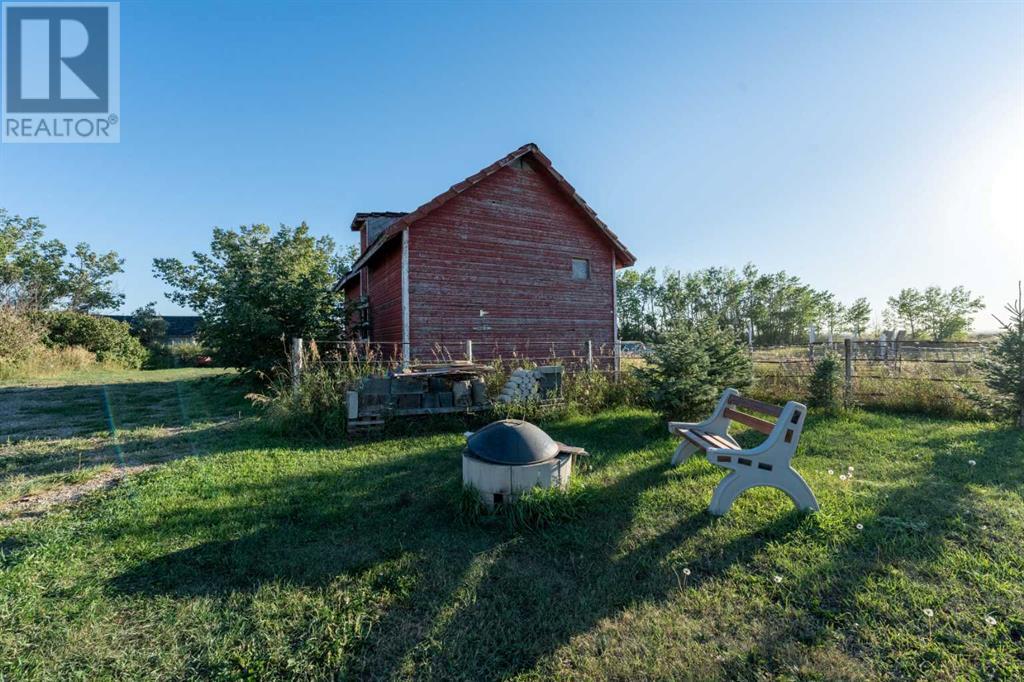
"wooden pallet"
347,417,385,435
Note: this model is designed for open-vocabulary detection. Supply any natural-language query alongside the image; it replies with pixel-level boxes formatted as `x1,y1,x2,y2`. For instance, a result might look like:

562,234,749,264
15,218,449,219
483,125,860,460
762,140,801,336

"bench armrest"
667,388,739,436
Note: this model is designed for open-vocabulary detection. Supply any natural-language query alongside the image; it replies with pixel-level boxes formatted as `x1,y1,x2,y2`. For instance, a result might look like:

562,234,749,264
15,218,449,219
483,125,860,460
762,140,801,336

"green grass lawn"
1,369,1022,680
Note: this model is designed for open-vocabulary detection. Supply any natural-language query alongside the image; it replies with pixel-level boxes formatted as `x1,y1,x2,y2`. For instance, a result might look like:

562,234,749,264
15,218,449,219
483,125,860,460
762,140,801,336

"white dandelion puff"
828,469,834,475
839,474,847,481
923,608,934,618
847,466,854,472
985,615,997,626
968,460,976,467
682,568,691,576
773,575,783,584
856,523,864,530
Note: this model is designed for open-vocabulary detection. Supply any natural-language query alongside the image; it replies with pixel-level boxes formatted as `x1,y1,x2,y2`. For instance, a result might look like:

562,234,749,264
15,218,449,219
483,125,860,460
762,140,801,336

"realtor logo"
2,2,120,142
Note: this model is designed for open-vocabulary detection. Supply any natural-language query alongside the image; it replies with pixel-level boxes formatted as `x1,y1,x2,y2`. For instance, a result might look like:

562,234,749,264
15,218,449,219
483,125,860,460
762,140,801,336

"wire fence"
288,335,990,415
291,337,627,379
750,339,989,409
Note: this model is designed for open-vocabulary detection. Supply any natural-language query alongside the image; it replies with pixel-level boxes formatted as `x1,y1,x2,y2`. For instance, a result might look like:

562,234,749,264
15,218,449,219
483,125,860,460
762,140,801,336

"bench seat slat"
727,394,783,418
681,429,739,451
722,407,775,435
702,432,740,450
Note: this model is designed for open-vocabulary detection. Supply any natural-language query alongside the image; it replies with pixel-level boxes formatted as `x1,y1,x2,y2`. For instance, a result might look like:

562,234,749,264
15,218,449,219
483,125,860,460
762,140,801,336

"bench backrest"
723,394,783,435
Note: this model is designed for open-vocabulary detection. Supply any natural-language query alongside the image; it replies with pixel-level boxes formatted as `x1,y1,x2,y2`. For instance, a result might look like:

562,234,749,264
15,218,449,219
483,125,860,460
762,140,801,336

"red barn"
337,143,636,367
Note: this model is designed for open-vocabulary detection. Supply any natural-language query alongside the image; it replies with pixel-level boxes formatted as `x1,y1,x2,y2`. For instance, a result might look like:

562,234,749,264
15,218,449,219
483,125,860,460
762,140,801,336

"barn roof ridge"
337,143,635,288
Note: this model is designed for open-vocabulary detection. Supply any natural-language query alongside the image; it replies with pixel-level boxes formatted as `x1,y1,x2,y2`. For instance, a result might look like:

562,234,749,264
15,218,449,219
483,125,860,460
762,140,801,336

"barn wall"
407,158,615,362
366,238,404,350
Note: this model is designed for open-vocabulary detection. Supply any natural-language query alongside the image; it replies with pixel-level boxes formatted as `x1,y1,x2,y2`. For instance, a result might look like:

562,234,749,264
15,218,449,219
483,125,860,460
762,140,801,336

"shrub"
637,322,752,418
0,307,44,376
35,310,148,368
808,353,843,410
145,341,211,369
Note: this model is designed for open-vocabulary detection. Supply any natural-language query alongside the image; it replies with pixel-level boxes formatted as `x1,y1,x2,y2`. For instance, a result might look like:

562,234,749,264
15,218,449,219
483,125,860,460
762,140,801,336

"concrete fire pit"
462,419,586,508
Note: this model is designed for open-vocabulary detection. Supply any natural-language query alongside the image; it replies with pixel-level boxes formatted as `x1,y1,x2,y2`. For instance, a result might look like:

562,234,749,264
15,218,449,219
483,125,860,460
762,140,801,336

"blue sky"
1,0,1022,329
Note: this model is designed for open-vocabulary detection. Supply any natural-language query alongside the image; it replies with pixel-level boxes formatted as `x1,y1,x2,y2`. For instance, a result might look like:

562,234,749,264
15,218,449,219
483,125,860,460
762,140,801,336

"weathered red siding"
406,158,614,361
366,237,404,349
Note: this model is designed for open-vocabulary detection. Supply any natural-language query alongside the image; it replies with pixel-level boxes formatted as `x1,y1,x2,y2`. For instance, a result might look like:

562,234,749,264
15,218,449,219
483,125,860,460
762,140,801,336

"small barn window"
572,258,590,281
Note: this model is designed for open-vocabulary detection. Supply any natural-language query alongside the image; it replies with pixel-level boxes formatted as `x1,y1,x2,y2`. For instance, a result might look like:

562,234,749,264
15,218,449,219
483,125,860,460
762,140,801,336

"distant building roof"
104,314,201,338
163,316,201,337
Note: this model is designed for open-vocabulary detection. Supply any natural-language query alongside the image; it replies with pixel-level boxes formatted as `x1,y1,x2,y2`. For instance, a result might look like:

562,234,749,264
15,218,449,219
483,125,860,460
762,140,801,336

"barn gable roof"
337,143,636,288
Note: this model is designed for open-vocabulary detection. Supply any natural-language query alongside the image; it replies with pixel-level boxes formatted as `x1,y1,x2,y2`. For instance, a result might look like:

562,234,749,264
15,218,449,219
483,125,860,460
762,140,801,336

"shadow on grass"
718,424,1024,679
0,375,254,487
107,409,812,678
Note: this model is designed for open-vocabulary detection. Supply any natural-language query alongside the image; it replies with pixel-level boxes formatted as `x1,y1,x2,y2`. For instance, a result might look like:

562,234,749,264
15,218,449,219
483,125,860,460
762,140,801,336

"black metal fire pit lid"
466,420,561,465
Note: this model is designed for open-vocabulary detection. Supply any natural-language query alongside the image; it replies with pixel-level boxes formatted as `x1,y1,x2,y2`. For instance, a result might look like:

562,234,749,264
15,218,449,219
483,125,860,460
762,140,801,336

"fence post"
586,340,594,372
465,339,473,364
614,340,620,383
844,338,853,405
291,337,303,391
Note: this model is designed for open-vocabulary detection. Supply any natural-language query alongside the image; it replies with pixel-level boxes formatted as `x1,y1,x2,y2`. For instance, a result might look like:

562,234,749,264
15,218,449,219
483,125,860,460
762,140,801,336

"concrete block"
396,394,422,410
361,377,391,395
392,377,426,395
471,378,487,405
453,380,471,406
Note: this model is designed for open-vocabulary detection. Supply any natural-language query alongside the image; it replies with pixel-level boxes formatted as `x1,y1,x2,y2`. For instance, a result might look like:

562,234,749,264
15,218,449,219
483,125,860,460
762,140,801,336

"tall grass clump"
0,307,44,379
459,480,592,532
249,342,382,438
0,308,107,381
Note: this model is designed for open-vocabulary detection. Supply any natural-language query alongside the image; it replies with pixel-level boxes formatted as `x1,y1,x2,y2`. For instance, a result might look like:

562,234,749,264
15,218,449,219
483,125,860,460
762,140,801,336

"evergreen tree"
975,283,1024,427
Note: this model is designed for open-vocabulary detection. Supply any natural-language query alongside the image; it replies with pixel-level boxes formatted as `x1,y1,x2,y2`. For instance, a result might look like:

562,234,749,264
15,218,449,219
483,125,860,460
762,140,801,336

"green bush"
34,310,148,369
637,322,752,418
808,353,843,410
145,341,211,369
0,307,44,378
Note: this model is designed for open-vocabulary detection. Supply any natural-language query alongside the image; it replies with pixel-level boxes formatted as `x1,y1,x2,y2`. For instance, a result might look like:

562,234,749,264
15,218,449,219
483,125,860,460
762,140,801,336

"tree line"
616,264,984,345
1,209,124,313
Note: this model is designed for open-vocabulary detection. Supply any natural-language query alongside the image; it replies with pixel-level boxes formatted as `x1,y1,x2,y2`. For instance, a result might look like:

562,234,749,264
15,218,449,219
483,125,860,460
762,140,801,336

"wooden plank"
700,432,740,450
680,430,716,451
680,429,738,451
726,394,783,418
723,407,775,435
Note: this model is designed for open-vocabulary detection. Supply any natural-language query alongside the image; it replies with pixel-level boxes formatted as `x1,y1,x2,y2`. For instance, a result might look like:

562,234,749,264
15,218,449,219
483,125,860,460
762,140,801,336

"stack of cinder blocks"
497,366,563,403
498,369,539,403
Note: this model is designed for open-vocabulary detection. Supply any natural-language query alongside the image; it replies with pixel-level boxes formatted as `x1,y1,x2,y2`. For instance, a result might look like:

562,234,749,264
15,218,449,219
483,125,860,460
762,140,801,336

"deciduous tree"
154,223,350,373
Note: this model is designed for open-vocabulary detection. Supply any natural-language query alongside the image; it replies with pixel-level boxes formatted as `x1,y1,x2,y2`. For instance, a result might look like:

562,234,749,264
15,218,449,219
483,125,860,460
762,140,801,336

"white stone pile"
497,368,541,403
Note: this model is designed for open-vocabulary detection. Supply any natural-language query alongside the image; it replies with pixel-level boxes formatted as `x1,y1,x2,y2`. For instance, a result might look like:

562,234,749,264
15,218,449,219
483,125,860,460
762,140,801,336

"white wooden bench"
668,388,819,516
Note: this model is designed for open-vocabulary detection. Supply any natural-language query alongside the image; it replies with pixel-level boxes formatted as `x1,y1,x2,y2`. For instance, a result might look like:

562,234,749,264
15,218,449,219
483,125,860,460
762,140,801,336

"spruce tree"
975,283,1024,427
